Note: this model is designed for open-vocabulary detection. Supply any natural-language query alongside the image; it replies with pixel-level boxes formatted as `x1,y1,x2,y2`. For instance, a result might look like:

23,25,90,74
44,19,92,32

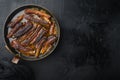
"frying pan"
4,4,60,63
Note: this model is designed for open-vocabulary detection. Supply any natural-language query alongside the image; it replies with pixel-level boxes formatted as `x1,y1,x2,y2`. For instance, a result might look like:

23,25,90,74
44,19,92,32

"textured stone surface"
0,0,120,80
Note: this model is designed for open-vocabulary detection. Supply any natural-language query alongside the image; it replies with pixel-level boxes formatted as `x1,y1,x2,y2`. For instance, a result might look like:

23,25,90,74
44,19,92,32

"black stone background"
0,0,120,80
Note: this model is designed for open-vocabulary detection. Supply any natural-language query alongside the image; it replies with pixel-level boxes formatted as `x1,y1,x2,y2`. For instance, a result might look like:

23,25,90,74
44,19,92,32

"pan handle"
11,54,20,64
5,45,20,64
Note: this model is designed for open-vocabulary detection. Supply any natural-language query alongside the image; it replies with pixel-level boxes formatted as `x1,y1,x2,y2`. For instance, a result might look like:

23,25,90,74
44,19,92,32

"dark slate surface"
0,0,120,80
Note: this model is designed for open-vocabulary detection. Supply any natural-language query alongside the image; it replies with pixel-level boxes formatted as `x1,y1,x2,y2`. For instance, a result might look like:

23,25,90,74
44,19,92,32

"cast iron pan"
4,5,60,63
